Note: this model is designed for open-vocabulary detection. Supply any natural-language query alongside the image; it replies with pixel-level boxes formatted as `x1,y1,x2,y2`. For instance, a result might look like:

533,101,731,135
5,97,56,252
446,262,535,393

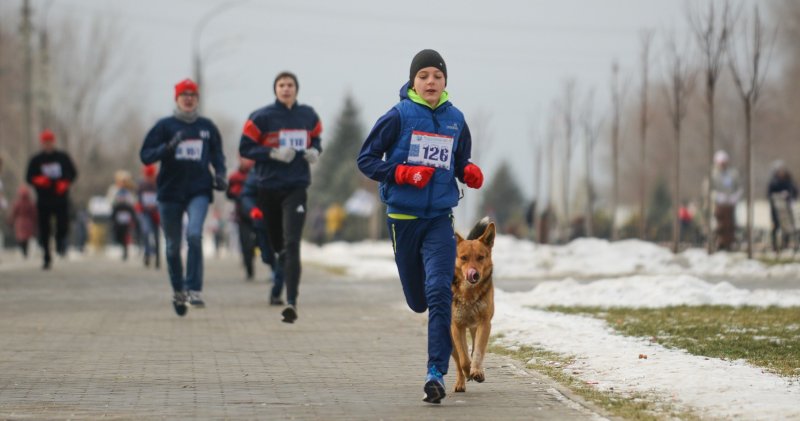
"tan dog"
451,218,495,393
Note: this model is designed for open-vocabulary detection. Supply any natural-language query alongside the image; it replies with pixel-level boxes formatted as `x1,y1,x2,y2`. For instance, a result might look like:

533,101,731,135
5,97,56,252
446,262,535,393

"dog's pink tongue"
467,268,479,282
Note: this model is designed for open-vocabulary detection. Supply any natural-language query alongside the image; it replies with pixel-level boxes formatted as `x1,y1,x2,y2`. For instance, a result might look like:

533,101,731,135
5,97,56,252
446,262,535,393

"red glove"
55,180,71,195
229,184,243,197
463,163,484,189
394,165,435,189
249,207,263,220
32,175,52,189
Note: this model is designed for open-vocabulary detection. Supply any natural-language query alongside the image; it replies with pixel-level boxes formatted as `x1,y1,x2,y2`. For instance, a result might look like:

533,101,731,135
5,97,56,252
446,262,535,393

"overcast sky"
12,0,766,203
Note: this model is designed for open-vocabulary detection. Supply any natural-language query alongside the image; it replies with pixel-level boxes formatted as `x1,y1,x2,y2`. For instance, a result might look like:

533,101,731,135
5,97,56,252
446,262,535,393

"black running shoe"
172,291,188,317
281,305,297,323
269,295,284,306
42,254,52,270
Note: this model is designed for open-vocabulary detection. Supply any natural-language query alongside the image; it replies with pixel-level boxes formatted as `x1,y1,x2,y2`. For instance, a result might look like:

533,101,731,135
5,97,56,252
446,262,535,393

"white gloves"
269,146,296,163
304,148,320,164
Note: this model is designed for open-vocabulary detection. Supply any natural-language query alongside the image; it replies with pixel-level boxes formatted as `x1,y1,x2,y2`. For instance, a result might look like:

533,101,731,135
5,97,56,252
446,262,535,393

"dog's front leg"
451,324,470,392
469,321,492,383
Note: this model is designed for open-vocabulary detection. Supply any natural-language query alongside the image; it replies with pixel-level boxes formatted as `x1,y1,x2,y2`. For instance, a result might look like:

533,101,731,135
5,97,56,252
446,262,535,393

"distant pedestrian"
357,49,484,404
325,202,346,242
678,200,695,245
8,186,37,258
136,164,160,268
226,156,258,280
73,209,89,253
239,170,283,304
26,129,78,269
708,150,742,251
140,78,227,317
0,157,7,213
767,160,798,252
111,189,137,261
239,70,323,323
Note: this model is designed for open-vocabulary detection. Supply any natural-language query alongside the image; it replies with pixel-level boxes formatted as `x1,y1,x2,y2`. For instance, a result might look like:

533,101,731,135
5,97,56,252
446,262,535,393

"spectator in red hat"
140,78,227,317
25,129,78,270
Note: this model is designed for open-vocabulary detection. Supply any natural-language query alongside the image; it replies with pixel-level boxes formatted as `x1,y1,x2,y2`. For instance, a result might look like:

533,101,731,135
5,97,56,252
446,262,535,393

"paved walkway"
0,253,606,420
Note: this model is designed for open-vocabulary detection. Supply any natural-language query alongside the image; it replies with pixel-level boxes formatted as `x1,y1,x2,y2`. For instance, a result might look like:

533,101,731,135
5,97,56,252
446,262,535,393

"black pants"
37,202,69,258
257,187,307,306
237,215,256,278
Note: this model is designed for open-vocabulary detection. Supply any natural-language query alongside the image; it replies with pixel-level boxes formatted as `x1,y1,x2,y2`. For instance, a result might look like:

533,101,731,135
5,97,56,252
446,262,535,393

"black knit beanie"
409,49,447,87
273,71,299,95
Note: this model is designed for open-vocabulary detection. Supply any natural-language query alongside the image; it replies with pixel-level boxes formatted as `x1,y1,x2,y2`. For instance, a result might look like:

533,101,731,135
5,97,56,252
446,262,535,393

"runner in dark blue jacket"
239,71,322,323
140,78,227,317
357,49,484,404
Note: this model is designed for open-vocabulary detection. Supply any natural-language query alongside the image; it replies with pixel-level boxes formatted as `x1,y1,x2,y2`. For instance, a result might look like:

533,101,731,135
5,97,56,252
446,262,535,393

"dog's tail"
467,216,492,240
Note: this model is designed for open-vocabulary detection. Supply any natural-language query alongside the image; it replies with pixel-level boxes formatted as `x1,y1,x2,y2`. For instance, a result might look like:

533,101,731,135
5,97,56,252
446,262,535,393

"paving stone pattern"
0,255,606,420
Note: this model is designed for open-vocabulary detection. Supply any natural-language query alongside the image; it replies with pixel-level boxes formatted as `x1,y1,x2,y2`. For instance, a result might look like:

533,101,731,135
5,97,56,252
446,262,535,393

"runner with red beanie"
140,78,227,316
26,129,78,270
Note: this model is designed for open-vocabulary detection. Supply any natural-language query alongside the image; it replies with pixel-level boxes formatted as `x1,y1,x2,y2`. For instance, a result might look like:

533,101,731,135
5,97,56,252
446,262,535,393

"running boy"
357,49,484,404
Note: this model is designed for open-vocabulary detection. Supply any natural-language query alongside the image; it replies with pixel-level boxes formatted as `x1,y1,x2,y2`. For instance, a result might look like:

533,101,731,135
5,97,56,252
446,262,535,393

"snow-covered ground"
303,237,800,420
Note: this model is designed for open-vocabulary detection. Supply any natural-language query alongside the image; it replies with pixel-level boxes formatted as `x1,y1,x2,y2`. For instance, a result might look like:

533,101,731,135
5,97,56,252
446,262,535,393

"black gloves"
166,131,183,151
213,174,228,191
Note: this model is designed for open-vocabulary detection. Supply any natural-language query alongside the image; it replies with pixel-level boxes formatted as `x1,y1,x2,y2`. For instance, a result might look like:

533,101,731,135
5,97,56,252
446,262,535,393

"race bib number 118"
407,131,454,170
279,130,308,151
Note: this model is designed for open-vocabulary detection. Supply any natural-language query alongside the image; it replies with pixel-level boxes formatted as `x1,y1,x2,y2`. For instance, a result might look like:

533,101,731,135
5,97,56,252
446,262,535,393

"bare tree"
687,0,732,254
580,88,602,237
608,60,628,240
728,5,777,258
638,30,654,240
662,32,697,253
557,79,577,239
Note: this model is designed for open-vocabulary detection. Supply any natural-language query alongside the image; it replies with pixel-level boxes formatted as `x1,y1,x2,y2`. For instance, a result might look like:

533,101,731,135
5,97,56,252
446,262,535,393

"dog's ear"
479,222,495,248
456,232,465,245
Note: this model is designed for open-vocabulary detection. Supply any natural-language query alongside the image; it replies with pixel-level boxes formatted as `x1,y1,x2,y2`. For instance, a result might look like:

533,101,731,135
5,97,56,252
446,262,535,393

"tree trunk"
745,101,753,258
706,96,715,254
673,125,682,253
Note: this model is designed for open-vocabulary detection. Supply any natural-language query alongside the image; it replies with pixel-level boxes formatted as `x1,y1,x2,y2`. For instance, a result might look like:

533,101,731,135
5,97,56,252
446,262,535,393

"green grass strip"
546,305,800,378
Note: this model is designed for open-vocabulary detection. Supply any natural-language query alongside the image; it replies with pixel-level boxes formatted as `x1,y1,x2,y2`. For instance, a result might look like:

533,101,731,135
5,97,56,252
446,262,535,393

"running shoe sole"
422,380,446,404
281,306,297,323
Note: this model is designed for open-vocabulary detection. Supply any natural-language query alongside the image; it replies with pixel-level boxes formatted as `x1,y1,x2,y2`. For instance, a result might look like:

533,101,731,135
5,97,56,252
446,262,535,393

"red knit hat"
174,78,199,100
142,164,157,177
39,129,55,143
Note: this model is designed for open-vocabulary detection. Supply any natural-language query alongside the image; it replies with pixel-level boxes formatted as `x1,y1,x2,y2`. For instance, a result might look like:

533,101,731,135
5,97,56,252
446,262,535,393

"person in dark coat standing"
767,160,798,252
26,129,78,270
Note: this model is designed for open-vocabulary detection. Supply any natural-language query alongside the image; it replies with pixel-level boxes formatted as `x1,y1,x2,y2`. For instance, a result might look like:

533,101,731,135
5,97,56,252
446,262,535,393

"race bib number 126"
407,131,454,170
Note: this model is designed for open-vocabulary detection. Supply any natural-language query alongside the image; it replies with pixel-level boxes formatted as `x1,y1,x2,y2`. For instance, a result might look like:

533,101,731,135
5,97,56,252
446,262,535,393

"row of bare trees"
535,1,783,258
1,3,146,209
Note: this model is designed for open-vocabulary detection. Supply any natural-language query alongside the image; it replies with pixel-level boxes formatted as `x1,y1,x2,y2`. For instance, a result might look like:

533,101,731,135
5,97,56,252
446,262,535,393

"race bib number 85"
407,131,454,170
279,130,308,151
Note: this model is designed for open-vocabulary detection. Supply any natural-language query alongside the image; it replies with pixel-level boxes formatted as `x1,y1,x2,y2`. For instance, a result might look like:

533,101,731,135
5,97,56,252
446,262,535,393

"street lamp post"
191,0,246,114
